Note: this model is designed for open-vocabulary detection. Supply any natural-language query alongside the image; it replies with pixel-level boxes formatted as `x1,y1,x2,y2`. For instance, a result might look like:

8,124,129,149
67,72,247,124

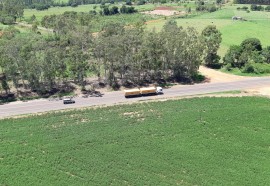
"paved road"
1,77,270,118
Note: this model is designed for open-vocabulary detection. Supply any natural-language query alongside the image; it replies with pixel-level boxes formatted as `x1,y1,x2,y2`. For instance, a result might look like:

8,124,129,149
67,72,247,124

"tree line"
0,20,221,95
234,0,270,5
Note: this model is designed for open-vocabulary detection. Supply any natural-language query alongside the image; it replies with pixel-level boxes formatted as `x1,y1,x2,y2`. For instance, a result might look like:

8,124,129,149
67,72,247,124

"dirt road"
199,66,248,83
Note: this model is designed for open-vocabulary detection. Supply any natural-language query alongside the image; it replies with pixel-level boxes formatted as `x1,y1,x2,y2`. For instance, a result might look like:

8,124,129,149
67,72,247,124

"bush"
89,10,97,15
265,6,270,12
71,3,78,7
241,38,262,52
237,6,248,11
242,62,270,74
251,4,264,11
223,45,244,68
191,73,205,83
35,4,50,10
0,15,15,25
112,81,120,90
126,0,132,5
242,62,255,73
262,46,270,63
160,0,167,4
208,6,217,12
224,63,233,71
137,0,146,5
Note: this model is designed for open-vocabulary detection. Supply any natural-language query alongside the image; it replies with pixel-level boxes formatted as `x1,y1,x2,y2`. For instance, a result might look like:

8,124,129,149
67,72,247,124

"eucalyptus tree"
160,20,205,80
141,30,164,81
201,25,222,68
160,20,180,80
66,26,93,89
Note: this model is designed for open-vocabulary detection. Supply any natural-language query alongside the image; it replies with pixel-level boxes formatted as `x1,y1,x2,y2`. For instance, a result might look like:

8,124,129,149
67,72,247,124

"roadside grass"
206,90,242,94
220,67,270,77
1,97,270,185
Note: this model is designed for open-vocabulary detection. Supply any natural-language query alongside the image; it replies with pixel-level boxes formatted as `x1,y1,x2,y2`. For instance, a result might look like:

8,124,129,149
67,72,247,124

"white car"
63,98,75,104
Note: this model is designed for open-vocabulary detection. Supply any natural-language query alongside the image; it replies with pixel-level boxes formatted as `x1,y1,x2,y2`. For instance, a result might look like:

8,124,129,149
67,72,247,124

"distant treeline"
234,0,270,5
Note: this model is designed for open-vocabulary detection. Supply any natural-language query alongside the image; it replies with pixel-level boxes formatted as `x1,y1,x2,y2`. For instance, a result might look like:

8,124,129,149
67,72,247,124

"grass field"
146,5,270,57
1,97,270,185
23,3,158,21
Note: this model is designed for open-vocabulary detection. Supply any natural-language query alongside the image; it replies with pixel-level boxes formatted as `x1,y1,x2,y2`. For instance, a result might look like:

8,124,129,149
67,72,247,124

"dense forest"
234,0,270,5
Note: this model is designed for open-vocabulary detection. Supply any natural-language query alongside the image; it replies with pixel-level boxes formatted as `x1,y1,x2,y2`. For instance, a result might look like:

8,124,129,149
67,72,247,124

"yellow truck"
124,87,163,98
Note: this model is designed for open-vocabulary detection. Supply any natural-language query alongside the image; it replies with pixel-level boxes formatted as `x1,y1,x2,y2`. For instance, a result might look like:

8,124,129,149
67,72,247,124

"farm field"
1,97,270,185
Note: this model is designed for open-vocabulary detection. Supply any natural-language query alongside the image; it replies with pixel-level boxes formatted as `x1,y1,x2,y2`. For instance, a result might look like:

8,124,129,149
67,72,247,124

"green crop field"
1,97,270,185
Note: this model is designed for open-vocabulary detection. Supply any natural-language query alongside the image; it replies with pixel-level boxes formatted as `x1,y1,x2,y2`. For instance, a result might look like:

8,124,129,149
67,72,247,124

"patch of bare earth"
198,66,248,83
142,6,185,16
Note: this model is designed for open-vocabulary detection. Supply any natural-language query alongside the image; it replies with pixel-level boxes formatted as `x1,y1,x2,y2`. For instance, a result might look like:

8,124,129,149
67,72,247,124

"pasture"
146,5,270,57
1,97,270,185
23,3,158,21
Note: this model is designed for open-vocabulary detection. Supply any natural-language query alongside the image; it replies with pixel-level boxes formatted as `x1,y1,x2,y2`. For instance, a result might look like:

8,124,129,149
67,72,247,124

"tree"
262,46,270,63
110,6,119,15
1,75,10,94
201,25,222,68
32,22,38,32
241,38,262,52
223,45,246,68
216,0,222,4
1,0,24,22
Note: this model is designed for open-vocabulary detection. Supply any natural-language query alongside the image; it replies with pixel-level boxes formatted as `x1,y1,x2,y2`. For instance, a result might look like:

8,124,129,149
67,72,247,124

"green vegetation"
15,2,270,59
234,0,270,5
220,66,270,76
208,90,242,94
0,0,24,24
23,4,156,21
146,5,270,57
222,38,270,75
0,20,212,96
1,97,270,185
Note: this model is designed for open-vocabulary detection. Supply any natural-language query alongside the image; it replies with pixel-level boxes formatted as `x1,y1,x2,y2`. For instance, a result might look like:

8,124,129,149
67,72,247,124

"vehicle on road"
63,97,75,104
124,87,163,98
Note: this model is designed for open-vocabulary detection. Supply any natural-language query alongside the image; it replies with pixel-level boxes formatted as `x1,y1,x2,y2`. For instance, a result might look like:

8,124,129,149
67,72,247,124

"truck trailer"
124,87,163,98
